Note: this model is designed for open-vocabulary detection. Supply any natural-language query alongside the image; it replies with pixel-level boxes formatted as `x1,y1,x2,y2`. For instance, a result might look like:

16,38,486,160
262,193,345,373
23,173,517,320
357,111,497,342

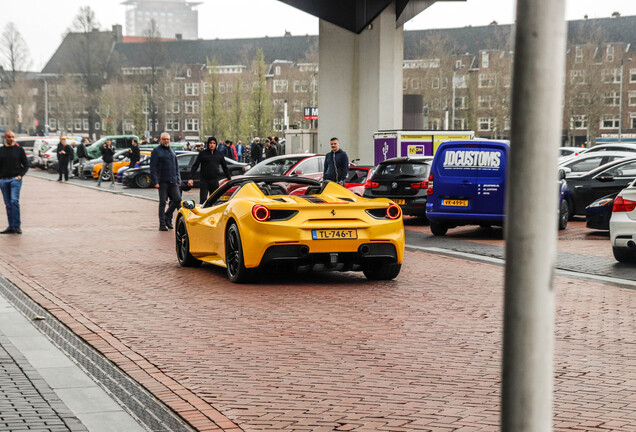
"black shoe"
159,226,168,231
14,227,22,235
57,179,62,182
166,223,174,229
0,227,16,234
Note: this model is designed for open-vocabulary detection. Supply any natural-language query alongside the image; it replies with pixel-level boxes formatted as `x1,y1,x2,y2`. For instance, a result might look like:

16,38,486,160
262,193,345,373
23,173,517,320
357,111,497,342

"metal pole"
44,79,49,135
502,0,566,431
618,59,631,142
451,69,456,129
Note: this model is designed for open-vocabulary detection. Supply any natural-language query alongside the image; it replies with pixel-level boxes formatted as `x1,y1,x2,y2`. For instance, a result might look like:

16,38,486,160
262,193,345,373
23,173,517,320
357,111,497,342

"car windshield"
246,156,305,175
374,162,429,178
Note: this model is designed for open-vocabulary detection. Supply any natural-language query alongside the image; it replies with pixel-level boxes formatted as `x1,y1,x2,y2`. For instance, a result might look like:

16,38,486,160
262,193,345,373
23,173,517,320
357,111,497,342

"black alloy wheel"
175,217,202,267
225,223,254,283
136,174,151,188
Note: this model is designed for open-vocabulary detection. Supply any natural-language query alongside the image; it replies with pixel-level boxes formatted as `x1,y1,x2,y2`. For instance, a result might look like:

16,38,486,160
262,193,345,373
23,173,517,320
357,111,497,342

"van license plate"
312,229,357,240
392,199,406,205
443,199,469,207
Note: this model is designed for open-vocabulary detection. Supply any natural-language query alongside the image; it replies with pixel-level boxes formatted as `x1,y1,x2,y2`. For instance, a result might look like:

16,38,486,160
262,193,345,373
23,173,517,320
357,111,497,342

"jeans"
97,162,114,185
158,183,181,227
78,157,89,178
0,178,22,229
199,178,220,204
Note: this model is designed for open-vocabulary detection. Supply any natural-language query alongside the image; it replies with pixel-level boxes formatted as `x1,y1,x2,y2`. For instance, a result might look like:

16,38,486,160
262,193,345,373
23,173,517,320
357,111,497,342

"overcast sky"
3,0,636,71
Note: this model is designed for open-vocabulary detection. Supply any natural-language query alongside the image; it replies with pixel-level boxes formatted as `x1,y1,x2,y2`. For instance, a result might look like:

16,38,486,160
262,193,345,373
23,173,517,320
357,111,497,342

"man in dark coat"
0,130,28,234
188,136,231,204
150,132,181,231
128,139,141,170
97,139,115,186
56,137,71,181
76,139,90,179
323,137,349,184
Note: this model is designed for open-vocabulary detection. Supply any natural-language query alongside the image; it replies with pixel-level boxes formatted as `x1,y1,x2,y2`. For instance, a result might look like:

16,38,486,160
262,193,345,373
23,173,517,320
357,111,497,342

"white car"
578,143,636,157
609,178,636,262
558,146,582,162
559,151,634,178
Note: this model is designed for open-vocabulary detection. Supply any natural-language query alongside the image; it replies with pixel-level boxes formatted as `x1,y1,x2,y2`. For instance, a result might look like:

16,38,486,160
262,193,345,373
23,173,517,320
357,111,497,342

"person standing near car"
323,137,349,184
97,139,115,186
151,132,181,231
128,139,141,170
0,131,28,234
76,139,90,179
56,137,71,181
264,139,278,159
188,136,231,204
68,141,76,177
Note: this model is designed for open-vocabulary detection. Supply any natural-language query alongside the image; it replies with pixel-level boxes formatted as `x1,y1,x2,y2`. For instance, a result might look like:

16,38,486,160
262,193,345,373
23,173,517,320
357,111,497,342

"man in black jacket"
0,130,28,234
56,137,71,181
188,136,231,204
323,137,349,184
76,139,90,179
97,139,115,186
128,139,141,170
150,132,181,231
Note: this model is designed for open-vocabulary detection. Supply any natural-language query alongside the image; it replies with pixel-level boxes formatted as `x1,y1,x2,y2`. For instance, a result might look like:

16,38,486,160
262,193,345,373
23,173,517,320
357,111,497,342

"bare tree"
227,75,248,142
248,49,273,138
1,23,31,83
141,20,166,136
202,57,226,137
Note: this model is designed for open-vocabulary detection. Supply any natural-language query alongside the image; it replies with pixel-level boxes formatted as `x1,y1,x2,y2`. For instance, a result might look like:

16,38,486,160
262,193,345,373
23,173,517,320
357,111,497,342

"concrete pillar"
318,5,403,164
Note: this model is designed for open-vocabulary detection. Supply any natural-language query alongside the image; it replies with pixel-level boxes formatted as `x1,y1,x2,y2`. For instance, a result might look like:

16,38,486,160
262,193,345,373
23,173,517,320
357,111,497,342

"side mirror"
182,200,196,210
118,155,125,160
596,174,615,182
558,168,566,180
293,169,303,176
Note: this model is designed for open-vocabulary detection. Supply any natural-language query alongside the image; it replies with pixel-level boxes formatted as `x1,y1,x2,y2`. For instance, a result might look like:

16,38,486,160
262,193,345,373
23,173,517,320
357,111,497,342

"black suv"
363,156,433,218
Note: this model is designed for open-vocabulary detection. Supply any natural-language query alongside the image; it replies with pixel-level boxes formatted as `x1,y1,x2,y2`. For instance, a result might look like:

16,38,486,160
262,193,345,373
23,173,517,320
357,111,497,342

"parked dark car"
122,152,247,188
585,193,617,231
565,156,636,217
363,156,433,218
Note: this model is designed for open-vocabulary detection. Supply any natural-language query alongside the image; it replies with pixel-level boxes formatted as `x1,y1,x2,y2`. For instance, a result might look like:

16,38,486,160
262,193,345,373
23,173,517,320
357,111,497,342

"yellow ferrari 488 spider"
175,176,405,283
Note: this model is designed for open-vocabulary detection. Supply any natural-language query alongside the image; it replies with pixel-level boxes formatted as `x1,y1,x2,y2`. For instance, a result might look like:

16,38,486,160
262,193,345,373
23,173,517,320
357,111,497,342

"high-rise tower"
122,0,201,39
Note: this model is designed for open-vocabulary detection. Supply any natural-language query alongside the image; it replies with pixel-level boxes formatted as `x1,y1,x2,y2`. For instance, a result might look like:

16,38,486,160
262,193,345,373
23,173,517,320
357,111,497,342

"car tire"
100,167,111,181
175,217,202,267
136,174,151,188
613,246,636,263
430,221,448,236
225,223,254,283
363,260,401,280
558,199,569,231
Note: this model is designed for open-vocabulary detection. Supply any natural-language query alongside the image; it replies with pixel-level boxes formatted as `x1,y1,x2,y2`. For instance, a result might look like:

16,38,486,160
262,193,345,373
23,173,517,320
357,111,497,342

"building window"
631,113,636,129
571,115,588,130
219,82,225,94
431,78,440,89
411,78,420,90
481,52,489,68
293,100,302,112
629,91,636,107
570,70,586,85
184,101,199,114
601,115,620,129
602,69,620,83
226,81,233,94
49,118,57,130
479,73,496,88
83,119,89,130
186,68,192,78
575,46,583,64
630,68,636,83
453,118,465,130
184,118,199,131
165,118,179,131
454,96,467,110
147,119,158,131
430,118,441,130
478,117,495,131
185,83,199,96
606,45,614,62
273,80,288,93
123,120,134,131
604,91,620,106
275,66,281,76
74,118,82,130
455,60,463,69
95,122,100,131
573,92,591,106
478,95,493,109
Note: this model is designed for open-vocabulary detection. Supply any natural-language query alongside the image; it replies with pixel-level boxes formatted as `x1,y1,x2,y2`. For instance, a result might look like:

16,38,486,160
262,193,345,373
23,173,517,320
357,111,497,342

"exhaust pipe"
298,245,310,256
359,244,370,255
628,240,636,249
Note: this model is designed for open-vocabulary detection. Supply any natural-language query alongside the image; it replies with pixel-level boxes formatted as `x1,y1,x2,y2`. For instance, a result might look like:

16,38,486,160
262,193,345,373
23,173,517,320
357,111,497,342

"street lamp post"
619,57,633,142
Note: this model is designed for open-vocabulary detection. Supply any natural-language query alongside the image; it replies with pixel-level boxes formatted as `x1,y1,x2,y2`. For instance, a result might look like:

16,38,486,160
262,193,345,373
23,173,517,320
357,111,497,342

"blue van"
426,140,569,236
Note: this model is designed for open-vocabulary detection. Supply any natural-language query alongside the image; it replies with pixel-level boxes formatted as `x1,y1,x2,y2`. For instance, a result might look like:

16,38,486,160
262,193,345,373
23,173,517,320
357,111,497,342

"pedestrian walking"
188,136,231,204
97,139,115,186
150,132,181,231
128,139,141,170
56,137,71,181
251,137,263,164
236,139,244,162
323,137,349,184
264,139,278,159
0,130,28,234
76,139,90,179
227,140,238,161
68,141,76,177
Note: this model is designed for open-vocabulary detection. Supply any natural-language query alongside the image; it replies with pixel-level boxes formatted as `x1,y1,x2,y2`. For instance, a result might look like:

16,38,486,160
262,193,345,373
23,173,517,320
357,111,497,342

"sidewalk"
0,282,146,432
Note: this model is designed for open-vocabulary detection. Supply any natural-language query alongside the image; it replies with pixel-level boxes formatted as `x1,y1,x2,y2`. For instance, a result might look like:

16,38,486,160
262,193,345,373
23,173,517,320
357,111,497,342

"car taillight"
427,173,434,195
612,196,636,213
45,154,50,158
252,205,270,221
365,179,379,189
410,180,428,189
386,204,401,219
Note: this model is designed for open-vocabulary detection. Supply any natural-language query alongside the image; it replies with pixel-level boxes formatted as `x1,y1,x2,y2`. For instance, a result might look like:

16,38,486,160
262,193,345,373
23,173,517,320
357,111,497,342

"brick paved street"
1,175,636,431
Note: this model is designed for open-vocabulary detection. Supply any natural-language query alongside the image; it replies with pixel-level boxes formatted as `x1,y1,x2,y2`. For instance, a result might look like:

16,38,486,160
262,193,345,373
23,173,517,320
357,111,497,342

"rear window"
374,162,430,178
